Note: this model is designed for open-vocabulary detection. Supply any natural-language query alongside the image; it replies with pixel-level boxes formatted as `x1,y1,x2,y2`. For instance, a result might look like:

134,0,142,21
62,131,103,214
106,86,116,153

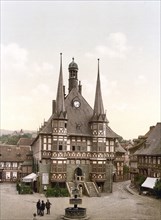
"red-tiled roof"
0,144,30,162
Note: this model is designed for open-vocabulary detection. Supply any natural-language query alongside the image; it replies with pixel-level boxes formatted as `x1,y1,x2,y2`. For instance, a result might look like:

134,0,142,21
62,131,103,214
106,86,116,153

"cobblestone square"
1,181,161,220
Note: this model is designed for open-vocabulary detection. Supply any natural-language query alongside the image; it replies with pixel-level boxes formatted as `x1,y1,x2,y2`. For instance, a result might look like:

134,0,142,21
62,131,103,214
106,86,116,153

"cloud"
32,83,50,96
1,43,56,129
85,32,132,59
1,43,28,75
134,74,147,85
111,103,129,112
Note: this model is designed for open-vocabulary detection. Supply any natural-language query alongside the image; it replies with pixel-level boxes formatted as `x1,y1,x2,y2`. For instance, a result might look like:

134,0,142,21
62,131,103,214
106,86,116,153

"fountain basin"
64,207,87,219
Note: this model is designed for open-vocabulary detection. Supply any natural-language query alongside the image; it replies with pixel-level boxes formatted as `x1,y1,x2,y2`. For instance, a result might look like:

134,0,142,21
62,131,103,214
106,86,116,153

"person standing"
40,200,45,216
46,199,52,214
33,213,37,220
36,199,41,215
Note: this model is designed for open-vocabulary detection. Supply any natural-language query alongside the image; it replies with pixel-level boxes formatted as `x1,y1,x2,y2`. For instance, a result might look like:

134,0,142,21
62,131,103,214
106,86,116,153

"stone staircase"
66,182,75,197
84,182,100,197
66,181,100,197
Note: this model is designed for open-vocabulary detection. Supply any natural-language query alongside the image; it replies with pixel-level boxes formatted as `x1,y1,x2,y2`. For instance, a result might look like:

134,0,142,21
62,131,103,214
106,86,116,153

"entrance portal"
74,167,84,181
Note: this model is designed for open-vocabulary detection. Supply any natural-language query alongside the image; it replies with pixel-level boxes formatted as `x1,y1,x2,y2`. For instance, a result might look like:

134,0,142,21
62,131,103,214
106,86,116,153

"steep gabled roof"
65,87,93,136
115,141,126,153
135,123,161,156
17,138,33,146
106,125,121,139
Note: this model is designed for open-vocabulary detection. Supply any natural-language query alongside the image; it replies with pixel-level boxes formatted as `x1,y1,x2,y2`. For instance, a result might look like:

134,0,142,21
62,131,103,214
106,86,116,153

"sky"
1,0,160,140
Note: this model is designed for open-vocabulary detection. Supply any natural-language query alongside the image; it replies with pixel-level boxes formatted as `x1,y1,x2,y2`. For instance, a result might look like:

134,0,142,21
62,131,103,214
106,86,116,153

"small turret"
68,58,79,93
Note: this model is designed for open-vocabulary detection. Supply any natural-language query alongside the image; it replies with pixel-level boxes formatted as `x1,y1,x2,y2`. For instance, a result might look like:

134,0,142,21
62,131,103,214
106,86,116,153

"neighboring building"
17,138,34,178
31,55,121,195
0,144,30,182
129,123,161,183
114,141,127,181
17,137,33,147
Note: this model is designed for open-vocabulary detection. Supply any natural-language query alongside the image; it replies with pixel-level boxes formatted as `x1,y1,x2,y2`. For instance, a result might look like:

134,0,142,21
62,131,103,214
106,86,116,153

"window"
92,162,105,172
52,161,66,172
48,144,51,151
48,138,51,144
13,172,17,178
153,157,156,164
59,145,62,151
72,146,75,151
110,146,114,152
99,124,103,130
0,162,4,167
6,162,11,167
43,144,47,150
110,140,114,145
106,146,109,152
6,172,11,179
92,164,97,172
13,163,17,168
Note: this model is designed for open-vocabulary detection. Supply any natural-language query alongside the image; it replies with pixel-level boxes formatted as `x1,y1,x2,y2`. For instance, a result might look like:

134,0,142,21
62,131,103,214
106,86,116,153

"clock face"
73,100,80,108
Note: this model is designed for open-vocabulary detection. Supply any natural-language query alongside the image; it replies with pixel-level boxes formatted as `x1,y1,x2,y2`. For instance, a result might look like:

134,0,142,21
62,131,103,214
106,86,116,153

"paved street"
0,181,161,220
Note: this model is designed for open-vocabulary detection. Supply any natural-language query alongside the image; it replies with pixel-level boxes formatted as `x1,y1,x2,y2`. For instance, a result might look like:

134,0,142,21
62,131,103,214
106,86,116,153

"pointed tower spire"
55,53,65,117
93,59,104,116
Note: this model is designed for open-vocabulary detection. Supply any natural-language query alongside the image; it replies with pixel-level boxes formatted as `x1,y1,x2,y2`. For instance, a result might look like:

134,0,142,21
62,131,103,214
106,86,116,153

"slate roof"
115,142,126,153
134,123,161,156
65,87,93,136
33,57,120,140
0,144,30,162
37,87,120,139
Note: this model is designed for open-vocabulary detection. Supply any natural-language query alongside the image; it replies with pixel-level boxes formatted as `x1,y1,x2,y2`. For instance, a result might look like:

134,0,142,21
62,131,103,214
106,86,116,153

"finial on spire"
72,57,74,62
98,58,100,74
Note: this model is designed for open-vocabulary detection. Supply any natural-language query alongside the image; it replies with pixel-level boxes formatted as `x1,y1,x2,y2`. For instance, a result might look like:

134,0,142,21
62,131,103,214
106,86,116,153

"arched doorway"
74,167,84,181
75,167,83,176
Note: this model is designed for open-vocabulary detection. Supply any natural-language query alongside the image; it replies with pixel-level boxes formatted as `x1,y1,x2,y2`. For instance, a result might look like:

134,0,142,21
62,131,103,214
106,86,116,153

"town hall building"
31,54,120,195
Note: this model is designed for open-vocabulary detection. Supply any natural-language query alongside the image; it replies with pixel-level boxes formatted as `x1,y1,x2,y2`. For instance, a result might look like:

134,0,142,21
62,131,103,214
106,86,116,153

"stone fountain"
63,181,89,220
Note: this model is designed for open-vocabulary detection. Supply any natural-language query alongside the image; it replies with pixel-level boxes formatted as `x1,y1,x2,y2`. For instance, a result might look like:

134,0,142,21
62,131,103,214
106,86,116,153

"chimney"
78,81,82,94
52,100,56,114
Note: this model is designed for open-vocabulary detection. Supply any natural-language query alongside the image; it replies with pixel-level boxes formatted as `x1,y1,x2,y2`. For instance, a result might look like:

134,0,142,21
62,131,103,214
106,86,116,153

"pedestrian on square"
40,200,45,216
46,199,52,214
33,213,37,220
36,199,41,215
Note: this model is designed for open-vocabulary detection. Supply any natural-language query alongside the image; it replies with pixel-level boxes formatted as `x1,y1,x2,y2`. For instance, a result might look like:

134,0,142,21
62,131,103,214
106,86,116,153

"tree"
0,133,32,145
154,179,161,198
134,174,146,187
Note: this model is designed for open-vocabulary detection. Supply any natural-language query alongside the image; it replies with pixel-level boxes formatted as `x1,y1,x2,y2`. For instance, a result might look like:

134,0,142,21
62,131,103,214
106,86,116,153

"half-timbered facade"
0,144,31,182
129,123,161,183
31,54,120,194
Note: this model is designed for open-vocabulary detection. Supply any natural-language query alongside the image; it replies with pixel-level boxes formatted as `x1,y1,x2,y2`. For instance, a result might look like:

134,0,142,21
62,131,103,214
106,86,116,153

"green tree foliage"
0,133,32,145
154,179,161,198
134,174,146,187
46,185,69,197
123,164,129,174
